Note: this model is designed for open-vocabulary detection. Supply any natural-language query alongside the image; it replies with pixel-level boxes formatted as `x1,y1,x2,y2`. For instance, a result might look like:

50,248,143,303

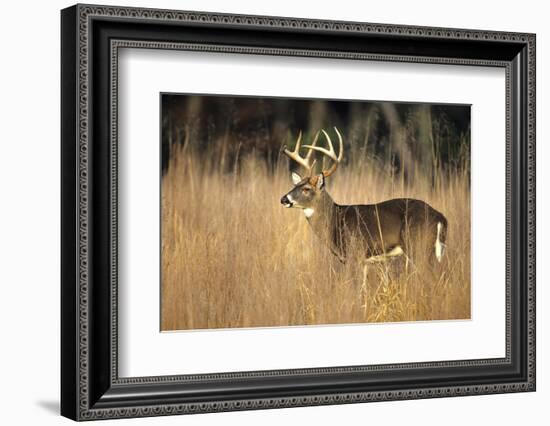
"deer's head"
280,128,343,217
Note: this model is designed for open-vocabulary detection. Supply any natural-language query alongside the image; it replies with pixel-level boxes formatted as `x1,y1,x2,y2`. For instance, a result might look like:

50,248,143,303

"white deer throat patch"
303,208,315,218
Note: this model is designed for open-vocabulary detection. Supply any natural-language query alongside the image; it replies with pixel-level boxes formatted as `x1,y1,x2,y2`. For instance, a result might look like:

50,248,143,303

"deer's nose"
281,195,289,205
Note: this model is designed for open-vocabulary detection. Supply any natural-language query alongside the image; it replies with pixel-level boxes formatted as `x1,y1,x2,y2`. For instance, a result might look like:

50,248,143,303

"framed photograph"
61,4,536,421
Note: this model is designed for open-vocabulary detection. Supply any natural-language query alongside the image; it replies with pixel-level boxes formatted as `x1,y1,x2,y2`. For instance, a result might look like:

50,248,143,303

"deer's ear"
291,172,302,185
315,173,325,190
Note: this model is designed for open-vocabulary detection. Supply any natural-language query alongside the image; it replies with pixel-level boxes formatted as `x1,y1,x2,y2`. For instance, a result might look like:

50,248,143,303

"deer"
280,127,447,266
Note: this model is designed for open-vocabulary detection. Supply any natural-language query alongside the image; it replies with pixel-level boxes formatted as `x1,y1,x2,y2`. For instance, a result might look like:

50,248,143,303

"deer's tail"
434,217,448,263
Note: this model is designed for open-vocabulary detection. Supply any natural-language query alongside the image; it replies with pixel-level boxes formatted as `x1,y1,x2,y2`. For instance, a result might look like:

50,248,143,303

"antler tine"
295,130,302,152
304,130,320,165
283,130,314,176
302,127,344,178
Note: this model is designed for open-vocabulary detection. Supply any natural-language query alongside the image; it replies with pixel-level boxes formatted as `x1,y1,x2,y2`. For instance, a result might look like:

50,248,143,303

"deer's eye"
302,187,311,194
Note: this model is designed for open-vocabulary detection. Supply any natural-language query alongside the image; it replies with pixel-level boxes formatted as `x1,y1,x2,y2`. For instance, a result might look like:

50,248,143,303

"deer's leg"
365,245,403,263
399,222,424,273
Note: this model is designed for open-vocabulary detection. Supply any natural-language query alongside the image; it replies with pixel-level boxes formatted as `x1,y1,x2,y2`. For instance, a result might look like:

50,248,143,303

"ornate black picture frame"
61,4,536,421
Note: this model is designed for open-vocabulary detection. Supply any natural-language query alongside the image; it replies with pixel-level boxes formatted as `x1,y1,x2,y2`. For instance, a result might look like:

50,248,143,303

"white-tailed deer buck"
280,127,447,265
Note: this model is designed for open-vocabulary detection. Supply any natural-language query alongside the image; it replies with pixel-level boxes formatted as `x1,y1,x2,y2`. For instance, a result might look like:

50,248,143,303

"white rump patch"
435,222,445,262
304,208,315,218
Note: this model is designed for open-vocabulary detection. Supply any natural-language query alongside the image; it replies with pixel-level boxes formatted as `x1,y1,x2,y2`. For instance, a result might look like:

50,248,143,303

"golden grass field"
161,144,471,331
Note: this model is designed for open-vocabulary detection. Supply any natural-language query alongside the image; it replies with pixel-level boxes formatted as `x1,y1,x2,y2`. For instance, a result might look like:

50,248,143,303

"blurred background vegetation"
161,94,470,187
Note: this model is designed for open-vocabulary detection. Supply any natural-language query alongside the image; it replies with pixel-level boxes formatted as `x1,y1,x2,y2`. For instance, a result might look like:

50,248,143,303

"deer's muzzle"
281,195,293,208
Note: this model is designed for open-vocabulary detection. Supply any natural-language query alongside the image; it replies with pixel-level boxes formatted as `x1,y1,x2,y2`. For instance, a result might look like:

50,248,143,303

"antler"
283,131,320,177
302,127,344,178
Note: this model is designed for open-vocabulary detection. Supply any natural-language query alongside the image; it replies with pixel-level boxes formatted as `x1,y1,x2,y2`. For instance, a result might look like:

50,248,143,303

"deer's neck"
305,191,339,250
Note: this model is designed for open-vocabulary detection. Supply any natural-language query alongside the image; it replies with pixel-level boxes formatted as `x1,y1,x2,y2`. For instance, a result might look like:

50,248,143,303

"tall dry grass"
161,144,470,331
